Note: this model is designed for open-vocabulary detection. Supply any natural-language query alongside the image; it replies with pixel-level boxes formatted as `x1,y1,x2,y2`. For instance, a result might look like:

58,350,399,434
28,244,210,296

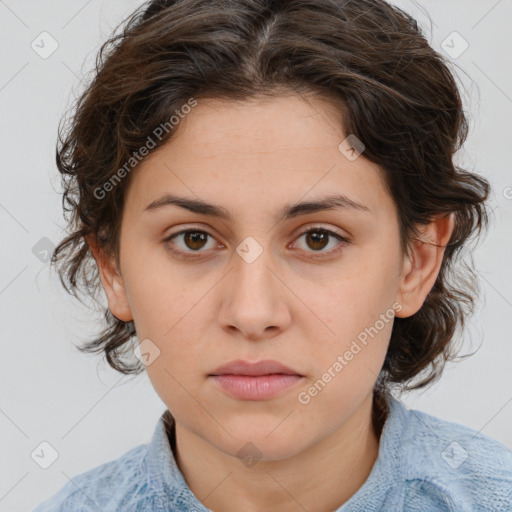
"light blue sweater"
31,394,512,511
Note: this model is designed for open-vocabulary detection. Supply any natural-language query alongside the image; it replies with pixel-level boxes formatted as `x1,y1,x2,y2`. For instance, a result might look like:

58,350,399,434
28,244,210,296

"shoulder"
393,399,512,511
30,443,156,512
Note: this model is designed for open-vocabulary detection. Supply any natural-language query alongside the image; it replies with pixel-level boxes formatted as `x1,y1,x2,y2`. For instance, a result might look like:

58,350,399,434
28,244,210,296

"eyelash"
163,226,350,260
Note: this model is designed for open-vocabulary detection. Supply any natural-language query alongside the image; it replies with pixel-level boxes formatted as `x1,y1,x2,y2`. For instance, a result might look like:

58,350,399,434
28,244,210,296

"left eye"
293,228,348,255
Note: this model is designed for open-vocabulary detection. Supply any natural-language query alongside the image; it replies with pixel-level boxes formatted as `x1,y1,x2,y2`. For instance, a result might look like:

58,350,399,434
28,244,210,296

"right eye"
163,229,223,257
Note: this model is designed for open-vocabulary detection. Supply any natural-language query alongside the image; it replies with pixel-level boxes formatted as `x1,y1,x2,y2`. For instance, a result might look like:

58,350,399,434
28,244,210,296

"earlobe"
85,234,134,322
395,213,455,318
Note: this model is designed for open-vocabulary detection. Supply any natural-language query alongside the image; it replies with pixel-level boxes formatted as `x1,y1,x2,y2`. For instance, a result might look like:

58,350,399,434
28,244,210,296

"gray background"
0,1,511,510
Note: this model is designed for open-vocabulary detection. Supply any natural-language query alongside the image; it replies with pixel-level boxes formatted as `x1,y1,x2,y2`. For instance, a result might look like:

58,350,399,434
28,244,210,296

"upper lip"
209,359,303,376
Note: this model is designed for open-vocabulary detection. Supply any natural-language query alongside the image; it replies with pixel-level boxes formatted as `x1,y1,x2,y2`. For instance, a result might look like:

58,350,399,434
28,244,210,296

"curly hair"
51,0,490,420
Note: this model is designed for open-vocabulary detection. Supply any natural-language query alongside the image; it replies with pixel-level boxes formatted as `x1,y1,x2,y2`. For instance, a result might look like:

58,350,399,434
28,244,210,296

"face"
97,92,419,460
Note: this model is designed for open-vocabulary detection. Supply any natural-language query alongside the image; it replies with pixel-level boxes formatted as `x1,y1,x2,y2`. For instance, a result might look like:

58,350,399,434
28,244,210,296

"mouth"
208,359,305,401
210,359,303,377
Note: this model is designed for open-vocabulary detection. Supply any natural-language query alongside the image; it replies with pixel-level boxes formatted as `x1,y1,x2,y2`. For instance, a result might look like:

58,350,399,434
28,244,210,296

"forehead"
125,94,393,220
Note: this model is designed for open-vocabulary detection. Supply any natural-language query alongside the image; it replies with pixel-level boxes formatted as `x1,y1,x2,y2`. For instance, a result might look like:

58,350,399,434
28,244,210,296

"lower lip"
210,374,304,400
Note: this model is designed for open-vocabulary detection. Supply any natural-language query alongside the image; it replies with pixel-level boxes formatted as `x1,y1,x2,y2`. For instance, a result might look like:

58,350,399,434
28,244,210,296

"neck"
167,392,386,512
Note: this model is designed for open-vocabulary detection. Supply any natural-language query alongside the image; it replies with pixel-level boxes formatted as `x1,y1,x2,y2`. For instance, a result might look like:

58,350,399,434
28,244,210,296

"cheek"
140,305,208,416
122,264,209,399
122,249,192,334
302,258,398,383
296,317,392,423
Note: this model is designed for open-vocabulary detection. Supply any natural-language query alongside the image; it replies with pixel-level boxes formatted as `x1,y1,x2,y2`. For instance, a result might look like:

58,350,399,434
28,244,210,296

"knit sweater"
31,394,512,511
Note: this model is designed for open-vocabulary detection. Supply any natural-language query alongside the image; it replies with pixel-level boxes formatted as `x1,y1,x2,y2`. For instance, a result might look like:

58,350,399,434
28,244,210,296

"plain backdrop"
0,1,511,511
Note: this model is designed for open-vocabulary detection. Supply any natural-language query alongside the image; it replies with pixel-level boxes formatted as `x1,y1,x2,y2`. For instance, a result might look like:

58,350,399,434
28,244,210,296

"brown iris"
183,231,208,250
305,230,329,251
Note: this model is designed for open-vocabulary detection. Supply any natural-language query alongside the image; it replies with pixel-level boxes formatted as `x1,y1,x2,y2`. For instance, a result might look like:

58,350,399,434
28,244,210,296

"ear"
395,213,455,318
85,234,133,322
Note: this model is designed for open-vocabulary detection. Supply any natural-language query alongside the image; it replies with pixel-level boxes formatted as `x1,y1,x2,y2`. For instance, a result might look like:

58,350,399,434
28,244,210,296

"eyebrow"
143,193,372,221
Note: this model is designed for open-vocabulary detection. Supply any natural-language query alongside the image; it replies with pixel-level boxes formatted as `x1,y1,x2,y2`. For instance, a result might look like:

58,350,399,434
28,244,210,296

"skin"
88,91,454,512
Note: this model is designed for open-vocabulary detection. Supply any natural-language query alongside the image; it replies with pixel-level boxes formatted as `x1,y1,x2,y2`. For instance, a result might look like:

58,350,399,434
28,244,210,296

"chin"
221,437,305,463
208,423,309,463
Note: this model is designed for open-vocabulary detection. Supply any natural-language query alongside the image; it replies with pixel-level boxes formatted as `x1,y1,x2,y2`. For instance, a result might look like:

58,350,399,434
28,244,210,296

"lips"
208,359,304,400
209,359,303,377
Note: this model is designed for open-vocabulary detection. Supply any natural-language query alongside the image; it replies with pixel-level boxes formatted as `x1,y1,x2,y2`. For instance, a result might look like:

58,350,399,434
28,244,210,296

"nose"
217,243,292,342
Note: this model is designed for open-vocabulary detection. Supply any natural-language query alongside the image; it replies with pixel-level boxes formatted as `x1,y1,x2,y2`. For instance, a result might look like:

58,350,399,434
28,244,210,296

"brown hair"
51,0,490,416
